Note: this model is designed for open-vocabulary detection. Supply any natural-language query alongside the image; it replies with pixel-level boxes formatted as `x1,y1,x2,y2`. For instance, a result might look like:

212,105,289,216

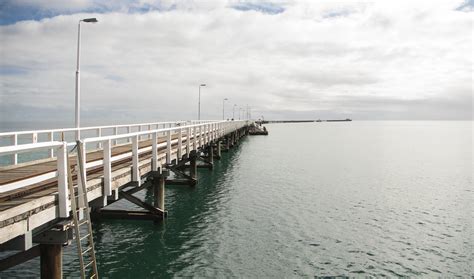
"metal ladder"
67,140,99,279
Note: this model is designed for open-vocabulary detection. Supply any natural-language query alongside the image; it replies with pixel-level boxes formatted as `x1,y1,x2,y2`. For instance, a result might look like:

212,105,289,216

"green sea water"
1,121,472,277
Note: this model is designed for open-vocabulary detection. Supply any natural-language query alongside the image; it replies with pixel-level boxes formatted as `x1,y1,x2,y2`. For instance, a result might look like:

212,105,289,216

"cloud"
0,0,472,128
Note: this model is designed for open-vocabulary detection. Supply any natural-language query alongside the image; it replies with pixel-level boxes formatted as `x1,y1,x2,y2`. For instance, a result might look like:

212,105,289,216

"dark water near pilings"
1,121,473,277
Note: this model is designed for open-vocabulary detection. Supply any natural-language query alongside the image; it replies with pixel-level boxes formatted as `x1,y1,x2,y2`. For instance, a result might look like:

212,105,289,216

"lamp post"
232,104,237,120
222,98,228,120
239,107,243,120
75,17,98,140
198,84,206,121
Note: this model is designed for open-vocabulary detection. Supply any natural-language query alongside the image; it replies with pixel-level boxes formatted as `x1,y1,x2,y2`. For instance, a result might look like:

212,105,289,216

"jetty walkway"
0,120,251,277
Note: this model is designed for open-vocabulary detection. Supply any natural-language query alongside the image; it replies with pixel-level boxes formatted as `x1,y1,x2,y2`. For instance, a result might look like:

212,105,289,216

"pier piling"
154,173,166,212
40,244,62,279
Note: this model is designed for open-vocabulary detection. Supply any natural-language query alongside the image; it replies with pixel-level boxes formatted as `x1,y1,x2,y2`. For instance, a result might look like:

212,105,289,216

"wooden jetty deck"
0,120,250,276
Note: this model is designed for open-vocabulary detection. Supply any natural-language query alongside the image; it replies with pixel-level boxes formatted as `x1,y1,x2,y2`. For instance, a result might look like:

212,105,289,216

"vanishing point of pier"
0,120,263,277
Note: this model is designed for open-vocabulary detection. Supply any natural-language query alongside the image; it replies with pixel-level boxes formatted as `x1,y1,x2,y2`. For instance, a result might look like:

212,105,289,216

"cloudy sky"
0,0,472,126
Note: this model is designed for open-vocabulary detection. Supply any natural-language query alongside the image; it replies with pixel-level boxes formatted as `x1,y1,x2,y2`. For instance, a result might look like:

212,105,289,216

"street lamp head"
224,98,228,101
200,84,206,87
82,18,98,23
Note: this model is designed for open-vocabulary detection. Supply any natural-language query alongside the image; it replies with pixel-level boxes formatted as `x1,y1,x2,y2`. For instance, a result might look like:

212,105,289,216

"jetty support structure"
0,120,250,277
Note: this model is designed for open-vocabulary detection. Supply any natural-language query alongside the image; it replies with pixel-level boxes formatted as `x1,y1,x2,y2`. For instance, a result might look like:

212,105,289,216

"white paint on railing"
103,139,112,197
0,120,197,166
48,131,54,158
57,142,69,218
186,127,191,157
0,121,249,204
177,128,182,160
152,132,158,171
77,141,87,209
0,141,71,217
166,130,171,164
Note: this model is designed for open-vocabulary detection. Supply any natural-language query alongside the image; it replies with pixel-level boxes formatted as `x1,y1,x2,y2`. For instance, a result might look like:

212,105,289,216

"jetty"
260,119,352,124
0,120,253,277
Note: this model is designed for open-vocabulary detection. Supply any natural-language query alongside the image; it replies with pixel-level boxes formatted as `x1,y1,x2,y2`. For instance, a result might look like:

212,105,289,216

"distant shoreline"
260,119,352,124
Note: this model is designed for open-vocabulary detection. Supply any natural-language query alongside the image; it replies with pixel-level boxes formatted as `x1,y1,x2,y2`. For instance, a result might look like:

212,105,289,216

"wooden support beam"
119,191,165,217
91,210,162,221
40,244,62,279
165,179,196,185
168,167,194,181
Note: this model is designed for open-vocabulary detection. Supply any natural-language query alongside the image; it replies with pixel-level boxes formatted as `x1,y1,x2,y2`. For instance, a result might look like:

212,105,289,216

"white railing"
0,120,249,218
0,141,70,218
0,120,217,166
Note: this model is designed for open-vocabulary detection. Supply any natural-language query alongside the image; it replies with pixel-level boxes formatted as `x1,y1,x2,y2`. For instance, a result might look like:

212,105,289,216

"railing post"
186,127,191,158
57,142,69,218
166,130,171,164
215,123,218,140
97,128,102,149
127,126,131,143
132,135,140,185
152,132,158,171
202,124,206,146
199,125,203,147
210,123,213,142
211,123,214,142
214,123,217,139
76,141,87,209
11,134,18,165
148,124,152,139
193,126,197,150
103,139,112,196
177,128,182,160
48,132,54,158
113,127,118,146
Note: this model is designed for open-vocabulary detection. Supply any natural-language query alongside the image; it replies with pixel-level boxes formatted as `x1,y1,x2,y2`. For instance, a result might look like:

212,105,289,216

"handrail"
0,120,248,166
0,119,223,165
0,141,65,155
0,120,190,137
82,121,227,144
0,120,250,218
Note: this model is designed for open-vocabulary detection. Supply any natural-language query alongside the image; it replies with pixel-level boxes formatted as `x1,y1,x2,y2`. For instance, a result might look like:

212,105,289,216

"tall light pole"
75,17,98,140
222,98,228,120
198,84,206,121
232,104,237,120
239,107,243,120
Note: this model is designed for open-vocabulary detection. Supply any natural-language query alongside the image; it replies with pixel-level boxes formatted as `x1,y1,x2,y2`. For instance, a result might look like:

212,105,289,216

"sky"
0,0,472,126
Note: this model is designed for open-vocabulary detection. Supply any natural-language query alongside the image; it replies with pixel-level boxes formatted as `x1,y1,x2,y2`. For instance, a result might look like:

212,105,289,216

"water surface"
1,121,472,277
